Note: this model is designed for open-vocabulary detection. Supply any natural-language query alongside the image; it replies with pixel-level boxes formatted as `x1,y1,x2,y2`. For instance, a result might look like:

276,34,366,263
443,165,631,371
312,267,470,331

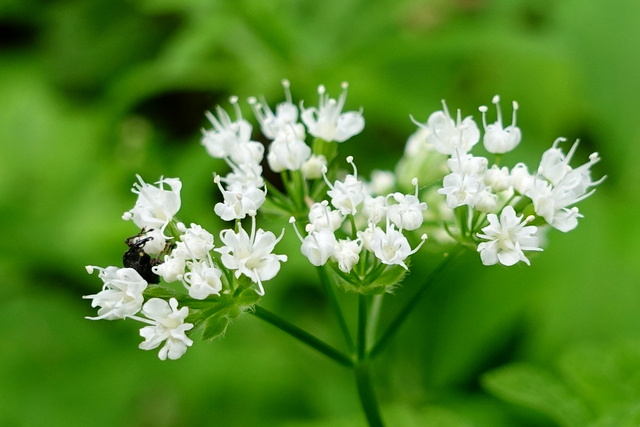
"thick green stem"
251,305,354,367
370,245,464,358
355,363,384,427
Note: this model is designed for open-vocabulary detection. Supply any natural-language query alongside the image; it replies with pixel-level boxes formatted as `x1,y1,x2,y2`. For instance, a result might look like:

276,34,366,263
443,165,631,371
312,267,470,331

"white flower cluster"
409,95,603,266
289,156,427,292
85,81,603,360
85,174,287,360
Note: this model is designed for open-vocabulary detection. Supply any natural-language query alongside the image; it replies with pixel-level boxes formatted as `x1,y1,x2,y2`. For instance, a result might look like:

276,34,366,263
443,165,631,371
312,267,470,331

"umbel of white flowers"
84,80,603,360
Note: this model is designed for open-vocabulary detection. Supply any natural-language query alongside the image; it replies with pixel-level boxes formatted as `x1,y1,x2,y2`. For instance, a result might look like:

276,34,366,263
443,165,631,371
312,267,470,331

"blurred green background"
1,0,639,425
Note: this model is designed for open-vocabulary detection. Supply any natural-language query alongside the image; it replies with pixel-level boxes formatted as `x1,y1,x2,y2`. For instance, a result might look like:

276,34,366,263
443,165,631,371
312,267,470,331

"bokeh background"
1,0,639,425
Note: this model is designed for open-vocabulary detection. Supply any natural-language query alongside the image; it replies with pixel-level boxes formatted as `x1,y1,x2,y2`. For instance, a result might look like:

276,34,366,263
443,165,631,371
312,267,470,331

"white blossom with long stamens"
83,266,148,320
411,100,480,155
479,95,522,154
301,82,364,142
122,175,182,232
216,217,287,295
248,79,305,141
322,156,367,216
477,206,542,266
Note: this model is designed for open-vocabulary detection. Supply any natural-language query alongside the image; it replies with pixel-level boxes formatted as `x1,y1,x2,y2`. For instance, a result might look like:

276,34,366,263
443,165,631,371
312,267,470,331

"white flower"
484,165,512,192
510,162,534,194
323,156,366,215
527,140,604,232
479,96,522,154
301,82,364,142
214,176,266,221
301,154,327,180
386,178,427,231
216,218,287,295
290,217,337,266
362,195,388,225
301,229,337,266
477,206,542,266
473,187,498,213
266,131,312,172
248,79,305,140
223,161,265,189
138,298,194,360
306,201,344,233
152,252,186,283
438,172,483,209
412,101,480,155
182,259,223,300
84,266,148,320
201,97,262,164
369,223,426,270
177,222,215,259
122,175,182,232
332,238,362,273
537,137,574,185
447,153,488,176
526,179,584,232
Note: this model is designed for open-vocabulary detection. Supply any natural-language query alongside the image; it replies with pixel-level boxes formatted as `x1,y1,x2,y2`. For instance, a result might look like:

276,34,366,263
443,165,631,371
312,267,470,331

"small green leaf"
235,286,261,308
201,313,231,341
370,264,407,290
482,363,593,427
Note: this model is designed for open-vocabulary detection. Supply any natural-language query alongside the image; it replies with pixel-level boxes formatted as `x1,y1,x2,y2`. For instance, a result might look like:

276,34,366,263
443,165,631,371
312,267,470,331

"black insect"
123,230,160,284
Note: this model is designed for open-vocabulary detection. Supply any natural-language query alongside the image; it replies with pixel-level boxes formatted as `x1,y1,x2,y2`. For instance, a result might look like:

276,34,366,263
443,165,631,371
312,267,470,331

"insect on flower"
123,229,161,284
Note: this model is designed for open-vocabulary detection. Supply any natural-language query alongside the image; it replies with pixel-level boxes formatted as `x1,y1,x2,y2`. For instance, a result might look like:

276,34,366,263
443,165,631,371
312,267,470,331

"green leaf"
235,286,261,308
558,341,640,415
589,402,640,427
482,363,593,427
201,313,231,341
369,264,408,292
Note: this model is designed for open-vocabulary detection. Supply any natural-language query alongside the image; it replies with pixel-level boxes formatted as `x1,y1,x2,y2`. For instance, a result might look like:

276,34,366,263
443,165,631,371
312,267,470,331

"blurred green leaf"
482,363,593,427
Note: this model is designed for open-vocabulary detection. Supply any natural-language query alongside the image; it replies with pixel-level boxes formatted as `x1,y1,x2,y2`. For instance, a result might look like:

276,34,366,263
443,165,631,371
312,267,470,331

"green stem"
251,305,354,368
367,294,384,347
355,294,385,426
317,267,355,353
355,363,384,427
370,245,464,358
357,294,368,360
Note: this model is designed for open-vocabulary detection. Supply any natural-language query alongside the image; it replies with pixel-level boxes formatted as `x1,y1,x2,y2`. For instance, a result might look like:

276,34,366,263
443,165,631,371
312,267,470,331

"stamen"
492,95,502,125
229,96,242,121
289,216,306,243
346,156,358,177
440,99,451,119
408,234,429,256
511,101,519,127
250,215,257,243
478,105,489,129
411,177,419,197
281,79,292,104
254,273,265,296
320,165,334,190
